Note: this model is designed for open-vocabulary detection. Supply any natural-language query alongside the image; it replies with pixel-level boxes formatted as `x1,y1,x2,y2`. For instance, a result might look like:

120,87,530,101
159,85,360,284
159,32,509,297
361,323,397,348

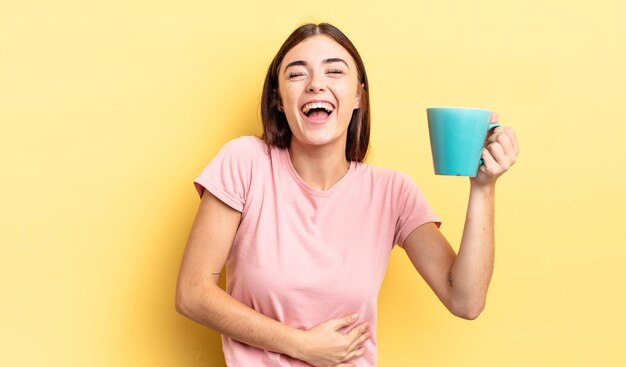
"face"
277,35,361,150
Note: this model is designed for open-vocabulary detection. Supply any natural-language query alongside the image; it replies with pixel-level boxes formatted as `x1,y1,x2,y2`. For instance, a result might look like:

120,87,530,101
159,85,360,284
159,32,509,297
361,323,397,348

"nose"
306,72,325,93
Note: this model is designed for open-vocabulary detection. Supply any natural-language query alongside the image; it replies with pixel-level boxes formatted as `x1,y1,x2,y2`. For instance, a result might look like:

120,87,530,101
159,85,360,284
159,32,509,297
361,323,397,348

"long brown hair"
260,23,370,162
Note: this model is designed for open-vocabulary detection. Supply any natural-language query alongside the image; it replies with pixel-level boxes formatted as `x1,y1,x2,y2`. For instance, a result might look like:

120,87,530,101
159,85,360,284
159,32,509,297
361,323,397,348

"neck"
288,140,350,191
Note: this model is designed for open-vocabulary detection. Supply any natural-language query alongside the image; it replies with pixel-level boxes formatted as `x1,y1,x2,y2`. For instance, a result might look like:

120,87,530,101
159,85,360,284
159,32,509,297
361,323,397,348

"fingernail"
351,313,358,320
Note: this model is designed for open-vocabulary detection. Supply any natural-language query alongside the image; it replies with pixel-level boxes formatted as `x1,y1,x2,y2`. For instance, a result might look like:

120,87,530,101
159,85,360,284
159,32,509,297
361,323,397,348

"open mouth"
301,101,335,121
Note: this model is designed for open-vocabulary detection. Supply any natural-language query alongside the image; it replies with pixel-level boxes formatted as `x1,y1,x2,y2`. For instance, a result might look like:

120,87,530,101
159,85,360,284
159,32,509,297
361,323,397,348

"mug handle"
479,123,501,165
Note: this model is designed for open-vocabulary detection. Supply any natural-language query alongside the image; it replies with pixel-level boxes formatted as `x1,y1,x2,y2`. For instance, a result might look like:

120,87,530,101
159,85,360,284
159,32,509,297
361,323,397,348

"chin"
300,130,346,147
289,117,349,148
301,135,333,146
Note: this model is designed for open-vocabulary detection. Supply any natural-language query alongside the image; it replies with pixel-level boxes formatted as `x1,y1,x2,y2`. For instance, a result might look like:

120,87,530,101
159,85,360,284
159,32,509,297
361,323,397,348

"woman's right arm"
175,190,369,367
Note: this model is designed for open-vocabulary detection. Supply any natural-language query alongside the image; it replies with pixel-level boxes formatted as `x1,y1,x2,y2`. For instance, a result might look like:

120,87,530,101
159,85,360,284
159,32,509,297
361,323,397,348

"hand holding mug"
471,112,519,186
427,107,518,181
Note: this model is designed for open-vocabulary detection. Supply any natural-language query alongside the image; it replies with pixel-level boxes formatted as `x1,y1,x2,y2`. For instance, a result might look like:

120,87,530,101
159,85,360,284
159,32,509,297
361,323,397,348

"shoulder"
216,136,270,163
194,136,268,207
221,135,268,155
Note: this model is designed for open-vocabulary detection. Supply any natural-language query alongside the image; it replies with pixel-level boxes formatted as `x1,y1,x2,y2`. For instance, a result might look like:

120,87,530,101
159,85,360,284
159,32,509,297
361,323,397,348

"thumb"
331,313,359,331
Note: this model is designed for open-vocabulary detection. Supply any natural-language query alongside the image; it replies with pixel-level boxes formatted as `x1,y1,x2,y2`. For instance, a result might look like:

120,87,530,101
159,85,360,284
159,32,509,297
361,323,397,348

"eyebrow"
284,58,350,71
324,58,349,67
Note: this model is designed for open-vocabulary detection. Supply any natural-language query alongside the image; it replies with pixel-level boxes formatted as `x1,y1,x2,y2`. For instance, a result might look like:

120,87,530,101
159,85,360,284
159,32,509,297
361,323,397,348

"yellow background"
2,0,625,366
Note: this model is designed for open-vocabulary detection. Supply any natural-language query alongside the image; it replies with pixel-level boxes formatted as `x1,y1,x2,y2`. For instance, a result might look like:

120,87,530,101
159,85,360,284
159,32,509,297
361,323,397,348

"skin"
277,35,362,191
403,114,519,319
175,34,519,366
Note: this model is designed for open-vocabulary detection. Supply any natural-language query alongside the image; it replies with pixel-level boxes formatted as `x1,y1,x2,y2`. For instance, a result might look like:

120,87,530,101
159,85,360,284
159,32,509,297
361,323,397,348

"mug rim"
427,107,491,112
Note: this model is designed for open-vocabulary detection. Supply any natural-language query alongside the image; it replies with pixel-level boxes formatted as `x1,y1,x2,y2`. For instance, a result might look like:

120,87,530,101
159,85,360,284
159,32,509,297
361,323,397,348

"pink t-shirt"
194,136,440,366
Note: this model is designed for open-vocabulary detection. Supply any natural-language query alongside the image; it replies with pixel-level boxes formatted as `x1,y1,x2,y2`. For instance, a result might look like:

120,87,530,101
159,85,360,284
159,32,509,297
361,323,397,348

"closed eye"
288,72,307,79
326,69,345,76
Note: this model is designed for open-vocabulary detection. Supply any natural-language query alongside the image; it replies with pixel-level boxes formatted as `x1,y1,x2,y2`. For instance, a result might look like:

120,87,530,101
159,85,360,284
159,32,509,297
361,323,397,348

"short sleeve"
393,173,441,248
193,136,261,212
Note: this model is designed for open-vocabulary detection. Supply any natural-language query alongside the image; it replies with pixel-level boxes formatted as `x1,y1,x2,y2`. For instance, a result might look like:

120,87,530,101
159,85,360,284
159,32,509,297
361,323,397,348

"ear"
353,83,364,109
273,89,284,111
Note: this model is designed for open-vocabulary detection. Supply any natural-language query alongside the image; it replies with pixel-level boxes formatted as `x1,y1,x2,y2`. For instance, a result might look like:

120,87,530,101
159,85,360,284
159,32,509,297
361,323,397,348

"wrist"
285,328,307,360
469,181,496,196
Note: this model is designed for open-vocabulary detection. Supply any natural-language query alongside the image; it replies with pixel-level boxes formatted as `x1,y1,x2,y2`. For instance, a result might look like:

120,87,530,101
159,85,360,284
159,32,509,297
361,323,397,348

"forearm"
176,284,303,357
448,183,495,318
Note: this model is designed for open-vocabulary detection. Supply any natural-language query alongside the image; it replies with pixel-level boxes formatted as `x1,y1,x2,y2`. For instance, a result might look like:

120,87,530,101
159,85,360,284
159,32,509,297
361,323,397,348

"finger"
343,346,366,362
331,313,359,331
503,126,520,155
334,364,355,367
485,114,500,143
346,321,369,339
494,133,517,164
493,132,512,152
489,126,519,155
348,331,371,351
490,111,499,124
487,127,506,144
480,148,498,174
485,129,496,144
487,142,508,168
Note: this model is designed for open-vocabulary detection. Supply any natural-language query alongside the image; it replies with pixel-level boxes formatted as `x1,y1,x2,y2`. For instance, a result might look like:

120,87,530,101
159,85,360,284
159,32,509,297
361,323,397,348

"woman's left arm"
403,112,519,320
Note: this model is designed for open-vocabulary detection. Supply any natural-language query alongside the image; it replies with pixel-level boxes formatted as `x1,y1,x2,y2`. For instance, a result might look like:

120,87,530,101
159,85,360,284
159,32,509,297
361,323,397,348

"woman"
176,23,519,367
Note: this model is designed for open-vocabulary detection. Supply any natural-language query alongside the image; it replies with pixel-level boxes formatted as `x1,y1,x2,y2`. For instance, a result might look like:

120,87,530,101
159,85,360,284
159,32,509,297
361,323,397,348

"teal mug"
427,107,500,176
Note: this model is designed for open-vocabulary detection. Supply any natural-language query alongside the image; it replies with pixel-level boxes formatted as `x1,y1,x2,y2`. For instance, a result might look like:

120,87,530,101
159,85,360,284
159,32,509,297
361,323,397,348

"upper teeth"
302,102,334,114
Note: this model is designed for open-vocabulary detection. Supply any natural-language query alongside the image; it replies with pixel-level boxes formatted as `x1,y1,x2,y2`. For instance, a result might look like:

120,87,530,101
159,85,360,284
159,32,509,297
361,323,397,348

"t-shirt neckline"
279,147,355,197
